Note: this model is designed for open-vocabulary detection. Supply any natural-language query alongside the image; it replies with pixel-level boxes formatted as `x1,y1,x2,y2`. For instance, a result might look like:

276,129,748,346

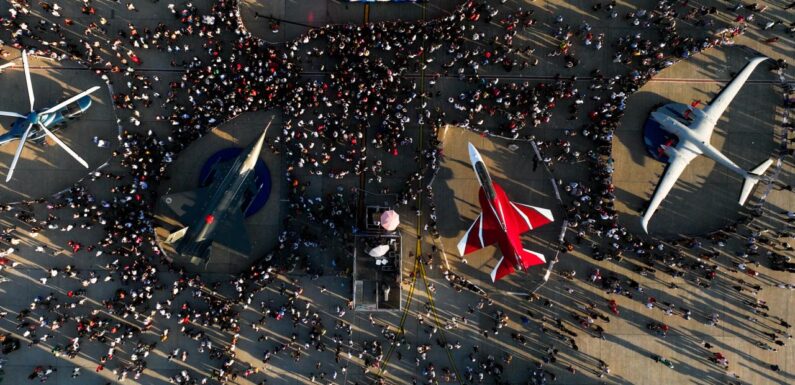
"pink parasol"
380,210,400,231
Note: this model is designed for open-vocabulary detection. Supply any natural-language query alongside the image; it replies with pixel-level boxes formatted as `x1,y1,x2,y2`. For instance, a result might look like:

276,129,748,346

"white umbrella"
368,244,390,257
380,210,400,231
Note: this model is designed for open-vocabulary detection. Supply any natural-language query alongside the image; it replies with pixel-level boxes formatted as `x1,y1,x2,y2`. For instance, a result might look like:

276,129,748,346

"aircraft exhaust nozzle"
739,158,774,206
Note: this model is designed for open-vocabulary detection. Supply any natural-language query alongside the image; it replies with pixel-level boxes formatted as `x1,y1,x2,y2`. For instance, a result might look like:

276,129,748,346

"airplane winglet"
640,213,651,234
489,261,499,282
531,206,555,223
456,233,469,257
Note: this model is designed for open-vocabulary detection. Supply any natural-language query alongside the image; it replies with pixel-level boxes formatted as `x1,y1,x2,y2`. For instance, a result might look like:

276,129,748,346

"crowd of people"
0,0,792,384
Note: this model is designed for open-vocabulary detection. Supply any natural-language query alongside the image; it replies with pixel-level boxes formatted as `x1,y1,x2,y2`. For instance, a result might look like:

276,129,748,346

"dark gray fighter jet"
161,122,271,265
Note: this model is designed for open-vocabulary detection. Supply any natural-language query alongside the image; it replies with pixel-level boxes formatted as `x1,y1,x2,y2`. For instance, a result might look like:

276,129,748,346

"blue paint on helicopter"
0,95,92,145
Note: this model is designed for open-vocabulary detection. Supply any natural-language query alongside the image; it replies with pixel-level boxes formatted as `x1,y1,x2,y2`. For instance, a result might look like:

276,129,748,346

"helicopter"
0,50,100,182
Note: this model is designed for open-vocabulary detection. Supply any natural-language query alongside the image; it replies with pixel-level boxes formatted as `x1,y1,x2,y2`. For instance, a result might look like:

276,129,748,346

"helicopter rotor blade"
6,123,33,182
39,86,101,117
38,123,88,169
0,111,26,119
22,50,35,112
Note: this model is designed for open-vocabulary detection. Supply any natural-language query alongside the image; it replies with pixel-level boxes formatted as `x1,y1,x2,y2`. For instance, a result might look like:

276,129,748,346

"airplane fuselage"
176,157,258,260
651,106,749,178
477,184,529,272
469,146,526,272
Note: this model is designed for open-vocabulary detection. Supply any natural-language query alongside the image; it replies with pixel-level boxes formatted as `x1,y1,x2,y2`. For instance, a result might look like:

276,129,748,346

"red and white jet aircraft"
458,143,555,282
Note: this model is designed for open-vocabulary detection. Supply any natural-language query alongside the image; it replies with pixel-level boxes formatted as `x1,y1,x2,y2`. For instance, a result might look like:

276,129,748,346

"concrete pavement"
0,1,792,385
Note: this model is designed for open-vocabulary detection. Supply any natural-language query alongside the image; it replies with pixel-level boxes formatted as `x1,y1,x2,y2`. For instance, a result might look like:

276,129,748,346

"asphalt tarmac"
0,1,792,385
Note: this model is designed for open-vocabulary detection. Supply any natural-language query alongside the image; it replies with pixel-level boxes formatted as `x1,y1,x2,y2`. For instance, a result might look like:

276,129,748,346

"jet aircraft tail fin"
490,256,515,282
739,159,774,205
518,248,546,270
490,249,547,282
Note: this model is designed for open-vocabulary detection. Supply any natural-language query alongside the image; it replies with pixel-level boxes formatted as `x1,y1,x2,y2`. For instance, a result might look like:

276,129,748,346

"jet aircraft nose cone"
468,142,482,165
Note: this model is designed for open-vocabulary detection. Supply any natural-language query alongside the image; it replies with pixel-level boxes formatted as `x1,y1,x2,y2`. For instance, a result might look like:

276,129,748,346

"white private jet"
640,56,773,233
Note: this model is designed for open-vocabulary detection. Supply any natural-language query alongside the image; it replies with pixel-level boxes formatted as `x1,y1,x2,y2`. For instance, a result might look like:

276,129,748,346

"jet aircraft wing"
162,189,208,225
457,214,501,256
213,209,252,256
640,149,698,233
508,202,554,234
702,57,767,127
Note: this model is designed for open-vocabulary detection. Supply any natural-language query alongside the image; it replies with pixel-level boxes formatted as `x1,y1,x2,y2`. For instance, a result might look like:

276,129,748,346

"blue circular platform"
198,147,271,217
